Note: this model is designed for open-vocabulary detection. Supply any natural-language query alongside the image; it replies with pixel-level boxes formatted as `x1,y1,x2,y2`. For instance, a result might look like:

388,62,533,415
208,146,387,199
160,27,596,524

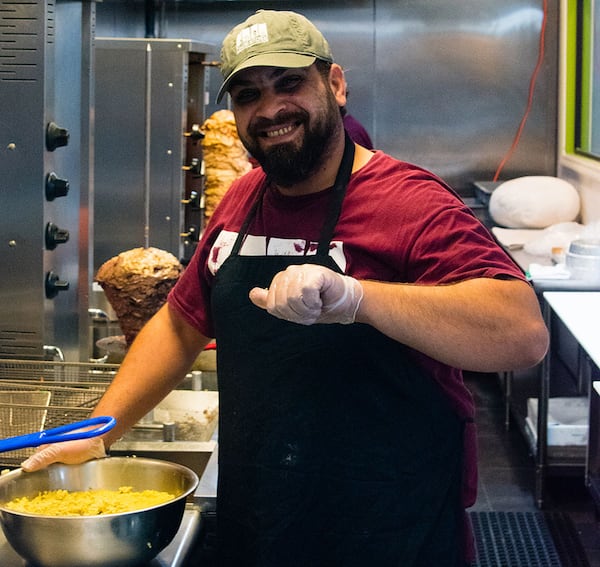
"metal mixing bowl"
0,456,198,567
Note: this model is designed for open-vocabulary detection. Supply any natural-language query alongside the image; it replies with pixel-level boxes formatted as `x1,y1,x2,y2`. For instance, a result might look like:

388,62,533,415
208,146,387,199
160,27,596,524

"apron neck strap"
230,180,267,256
316,131,355,256
231,131,356,257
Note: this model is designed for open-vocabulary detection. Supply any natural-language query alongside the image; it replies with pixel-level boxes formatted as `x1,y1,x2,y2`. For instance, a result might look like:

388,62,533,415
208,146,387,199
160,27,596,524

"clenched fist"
249,264,363,325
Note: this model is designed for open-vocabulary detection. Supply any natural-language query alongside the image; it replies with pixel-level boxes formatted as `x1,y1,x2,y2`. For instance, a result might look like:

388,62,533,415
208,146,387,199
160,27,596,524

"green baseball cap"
217,10,334,103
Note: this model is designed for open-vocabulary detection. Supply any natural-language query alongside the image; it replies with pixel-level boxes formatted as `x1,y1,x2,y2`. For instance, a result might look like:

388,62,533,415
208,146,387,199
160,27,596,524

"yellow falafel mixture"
4,486,174,516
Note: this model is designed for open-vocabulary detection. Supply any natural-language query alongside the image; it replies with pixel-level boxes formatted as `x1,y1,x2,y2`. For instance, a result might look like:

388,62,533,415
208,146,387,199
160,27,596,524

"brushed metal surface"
0,504,201,567
96,0,558,191
374,0,558,188
0,457,199,567
93,38,214,272
0,1,94,361
0,0,53,359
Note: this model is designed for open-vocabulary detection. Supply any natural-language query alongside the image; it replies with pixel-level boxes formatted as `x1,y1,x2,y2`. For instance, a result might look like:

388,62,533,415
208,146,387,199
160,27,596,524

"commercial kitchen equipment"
93,37,214,272
491,236,600,508
0,0,96,361
0,358,120,468
0,358,217,473
0,356,216,566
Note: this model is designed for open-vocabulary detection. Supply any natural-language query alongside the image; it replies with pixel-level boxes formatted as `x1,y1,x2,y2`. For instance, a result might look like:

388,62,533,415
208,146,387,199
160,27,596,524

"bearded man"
23,10,548,567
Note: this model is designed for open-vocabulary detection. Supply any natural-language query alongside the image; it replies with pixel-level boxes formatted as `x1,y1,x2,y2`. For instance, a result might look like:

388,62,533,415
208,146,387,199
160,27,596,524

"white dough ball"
489,176,580,228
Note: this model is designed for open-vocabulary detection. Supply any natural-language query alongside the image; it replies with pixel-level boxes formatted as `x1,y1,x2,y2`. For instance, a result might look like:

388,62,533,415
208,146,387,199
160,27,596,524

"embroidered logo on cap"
235,23,269,55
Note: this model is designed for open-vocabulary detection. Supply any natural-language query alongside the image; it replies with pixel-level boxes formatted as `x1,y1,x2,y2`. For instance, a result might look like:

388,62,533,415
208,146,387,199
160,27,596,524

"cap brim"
216,52,317,103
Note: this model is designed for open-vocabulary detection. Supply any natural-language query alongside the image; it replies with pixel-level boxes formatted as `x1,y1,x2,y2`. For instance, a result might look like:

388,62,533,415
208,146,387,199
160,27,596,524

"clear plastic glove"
20,437,106,472
249,264,363,325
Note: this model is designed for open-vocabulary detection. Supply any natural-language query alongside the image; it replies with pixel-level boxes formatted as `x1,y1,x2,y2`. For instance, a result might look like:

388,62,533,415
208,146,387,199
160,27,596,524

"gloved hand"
20,437,107,472
249,264,363,325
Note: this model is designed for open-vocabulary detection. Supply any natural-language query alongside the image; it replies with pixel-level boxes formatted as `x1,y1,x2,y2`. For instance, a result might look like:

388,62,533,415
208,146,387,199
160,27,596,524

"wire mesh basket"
0,359,119,468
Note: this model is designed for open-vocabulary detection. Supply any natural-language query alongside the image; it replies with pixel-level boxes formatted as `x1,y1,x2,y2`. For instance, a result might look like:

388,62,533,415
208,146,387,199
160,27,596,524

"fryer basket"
0,359,119,467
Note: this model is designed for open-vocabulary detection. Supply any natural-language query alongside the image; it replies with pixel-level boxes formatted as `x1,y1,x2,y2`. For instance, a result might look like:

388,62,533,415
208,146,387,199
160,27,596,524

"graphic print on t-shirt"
208,229,347,276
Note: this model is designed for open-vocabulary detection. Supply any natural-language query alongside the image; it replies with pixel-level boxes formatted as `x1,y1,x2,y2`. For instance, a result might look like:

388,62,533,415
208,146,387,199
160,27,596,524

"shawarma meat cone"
95,247,182,346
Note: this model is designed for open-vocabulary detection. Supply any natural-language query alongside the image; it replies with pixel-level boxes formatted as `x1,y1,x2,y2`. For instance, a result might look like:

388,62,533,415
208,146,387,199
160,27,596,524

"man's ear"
329,64,347,107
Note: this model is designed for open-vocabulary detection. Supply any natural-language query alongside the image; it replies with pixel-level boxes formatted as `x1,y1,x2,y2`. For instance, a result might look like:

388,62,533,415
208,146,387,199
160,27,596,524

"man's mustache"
248,111,308,137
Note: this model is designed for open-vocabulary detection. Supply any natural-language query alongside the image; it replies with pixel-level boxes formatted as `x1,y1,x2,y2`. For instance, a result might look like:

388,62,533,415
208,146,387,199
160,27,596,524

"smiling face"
228,62,347,189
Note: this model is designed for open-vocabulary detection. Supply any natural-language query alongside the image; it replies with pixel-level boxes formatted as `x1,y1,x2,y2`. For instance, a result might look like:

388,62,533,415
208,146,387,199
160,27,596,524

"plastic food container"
566,238,600,281
526,397,588,446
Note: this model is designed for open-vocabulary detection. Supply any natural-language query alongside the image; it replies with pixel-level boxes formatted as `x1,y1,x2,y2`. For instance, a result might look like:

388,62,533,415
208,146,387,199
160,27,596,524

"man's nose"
254,90,287,119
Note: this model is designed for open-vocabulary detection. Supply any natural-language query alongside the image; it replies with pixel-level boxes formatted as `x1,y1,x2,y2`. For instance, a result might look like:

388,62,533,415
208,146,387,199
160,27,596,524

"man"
341,88,373,149
342,107,374,149
23,10,548,567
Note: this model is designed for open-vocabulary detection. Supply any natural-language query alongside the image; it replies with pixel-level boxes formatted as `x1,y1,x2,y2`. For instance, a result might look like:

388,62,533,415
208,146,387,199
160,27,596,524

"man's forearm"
357,277,548,372
92,304,209,447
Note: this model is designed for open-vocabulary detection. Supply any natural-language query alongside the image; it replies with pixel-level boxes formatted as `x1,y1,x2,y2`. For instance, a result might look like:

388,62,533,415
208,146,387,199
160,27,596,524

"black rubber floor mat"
470,511,563,566
543,511,591,567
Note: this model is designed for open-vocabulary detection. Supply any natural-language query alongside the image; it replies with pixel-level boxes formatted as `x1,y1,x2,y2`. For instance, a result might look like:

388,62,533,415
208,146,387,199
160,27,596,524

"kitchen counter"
496,246,600,506
543,292,600,368
488,228,600,293
548,293,600,514
525,291,600,507
194,444,218,510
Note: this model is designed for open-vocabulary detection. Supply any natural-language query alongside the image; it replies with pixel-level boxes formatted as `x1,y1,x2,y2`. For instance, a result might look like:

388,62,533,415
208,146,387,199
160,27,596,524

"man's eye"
232,89,258,104
278,75,303,92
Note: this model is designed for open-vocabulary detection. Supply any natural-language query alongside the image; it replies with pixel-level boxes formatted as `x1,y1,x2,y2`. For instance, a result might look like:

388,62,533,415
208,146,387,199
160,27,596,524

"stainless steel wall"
95,0,558,192
0,0,95,361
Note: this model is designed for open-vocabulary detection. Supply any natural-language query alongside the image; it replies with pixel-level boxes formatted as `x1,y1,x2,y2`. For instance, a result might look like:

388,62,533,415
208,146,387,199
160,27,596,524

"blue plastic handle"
0,416,116,453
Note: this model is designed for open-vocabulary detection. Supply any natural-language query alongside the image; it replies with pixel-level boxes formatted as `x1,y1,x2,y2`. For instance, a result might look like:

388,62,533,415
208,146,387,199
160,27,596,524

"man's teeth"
266,125,294,138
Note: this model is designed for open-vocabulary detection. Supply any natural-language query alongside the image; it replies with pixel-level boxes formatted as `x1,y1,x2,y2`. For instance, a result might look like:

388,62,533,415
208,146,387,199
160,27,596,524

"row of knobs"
180,125,204,244
45,122,71,299
45,121,201,295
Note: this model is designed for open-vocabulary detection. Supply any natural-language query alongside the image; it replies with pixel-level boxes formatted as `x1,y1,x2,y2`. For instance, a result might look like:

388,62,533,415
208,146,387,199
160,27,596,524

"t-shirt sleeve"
167,246,214,337
406,195,526,285
342,157,526,286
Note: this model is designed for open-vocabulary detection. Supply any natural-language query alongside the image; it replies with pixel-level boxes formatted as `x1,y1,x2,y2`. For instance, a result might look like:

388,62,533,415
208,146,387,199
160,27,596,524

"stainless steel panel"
0,1,56,359
93,38,213,271
375,0,558,189
96,0,558,192
52,0,95,361
0,1,94,360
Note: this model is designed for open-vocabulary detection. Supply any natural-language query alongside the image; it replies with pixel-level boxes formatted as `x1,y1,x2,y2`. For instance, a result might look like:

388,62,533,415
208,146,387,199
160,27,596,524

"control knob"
183,124,204,141
45,223,70,250
180,225,199,242
46,122,70,151
182,158,202,175
181,190,200,208
45,172,70,201
45,271,70,299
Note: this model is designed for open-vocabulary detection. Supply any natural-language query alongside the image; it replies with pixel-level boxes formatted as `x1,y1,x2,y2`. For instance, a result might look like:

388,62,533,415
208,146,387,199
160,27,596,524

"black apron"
210,134,465,567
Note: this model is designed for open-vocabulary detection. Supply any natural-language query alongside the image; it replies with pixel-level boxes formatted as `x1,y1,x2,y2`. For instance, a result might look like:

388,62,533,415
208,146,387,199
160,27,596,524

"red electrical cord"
493,0,548,182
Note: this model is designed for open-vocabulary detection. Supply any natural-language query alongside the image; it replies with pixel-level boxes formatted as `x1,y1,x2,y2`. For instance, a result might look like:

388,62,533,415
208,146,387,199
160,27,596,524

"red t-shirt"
169,150,525,512
171,149,524,366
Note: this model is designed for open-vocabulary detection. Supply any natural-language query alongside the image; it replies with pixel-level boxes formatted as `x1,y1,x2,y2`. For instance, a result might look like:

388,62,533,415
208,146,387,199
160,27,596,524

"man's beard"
242,98,340,188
